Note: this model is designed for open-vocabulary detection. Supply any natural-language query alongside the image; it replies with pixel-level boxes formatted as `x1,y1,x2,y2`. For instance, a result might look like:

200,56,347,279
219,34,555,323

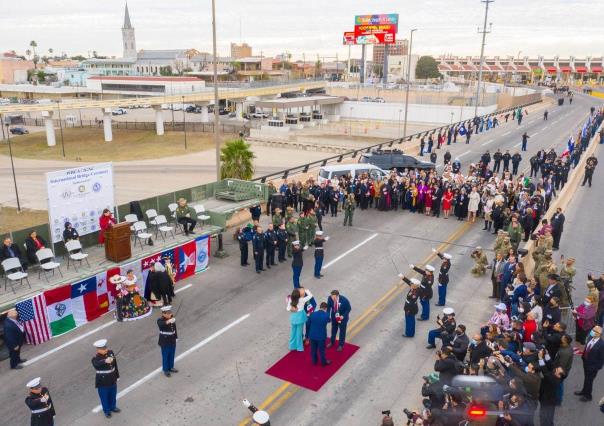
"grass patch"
0,206,48,234
0,128,236,162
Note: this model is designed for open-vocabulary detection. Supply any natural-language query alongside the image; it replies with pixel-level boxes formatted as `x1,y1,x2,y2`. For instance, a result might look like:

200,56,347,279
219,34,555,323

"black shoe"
169,368,179,373
104,413,112,418
417,318,428,321
322,360,332,366
189,230,196,234
314,275,321,279
12,365,23,370
580,396,592,402
574,391,585,396
111,408,121,413
261,268,266,271
435,304,444,306
402,334,414,338
426,344,436,349
266,266,271,269
18,358,27,363
163,371,171,377
256,271,261,274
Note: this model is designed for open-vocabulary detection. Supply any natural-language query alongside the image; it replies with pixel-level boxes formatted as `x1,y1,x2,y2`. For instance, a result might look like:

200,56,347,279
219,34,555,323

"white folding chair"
146,209,159,228
132,221,153,250
65,240,91,272
1,258,31,294
154,215,175,241
168,203,184,234
194,204,211,228
124,214,139,240
35,248,63,282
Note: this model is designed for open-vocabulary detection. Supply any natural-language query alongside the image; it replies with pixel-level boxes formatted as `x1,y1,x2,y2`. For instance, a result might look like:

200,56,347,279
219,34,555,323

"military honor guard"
433,249,452,306
158,305,179,377
25,377,55,426
313,231,330,278
426,307,456,349
291,240,304,288
400,276,420,337
91,339,120,418
410,264,435,321
327,290,351,351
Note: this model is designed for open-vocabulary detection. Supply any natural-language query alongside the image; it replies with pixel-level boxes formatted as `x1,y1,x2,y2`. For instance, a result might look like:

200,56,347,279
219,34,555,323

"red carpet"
265,341,360,391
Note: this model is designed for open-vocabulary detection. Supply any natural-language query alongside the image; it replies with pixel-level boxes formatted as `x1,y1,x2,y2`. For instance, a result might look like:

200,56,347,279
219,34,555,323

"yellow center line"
239,221,472,425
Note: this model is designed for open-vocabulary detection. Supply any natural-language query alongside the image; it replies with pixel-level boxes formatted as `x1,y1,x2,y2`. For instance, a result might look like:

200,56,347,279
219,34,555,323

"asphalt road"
1,93,602,426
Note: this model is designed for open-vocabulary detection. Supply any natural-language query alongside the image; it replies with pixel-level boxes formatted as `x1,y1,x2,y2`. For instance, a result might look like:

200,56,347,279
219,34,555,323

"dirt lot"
0,206,48,234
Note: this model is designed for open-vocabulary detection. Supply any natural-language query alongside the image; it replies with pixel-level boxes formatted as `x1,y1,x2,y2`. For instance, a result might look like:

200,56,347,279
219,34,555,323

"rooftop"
88,76,202,82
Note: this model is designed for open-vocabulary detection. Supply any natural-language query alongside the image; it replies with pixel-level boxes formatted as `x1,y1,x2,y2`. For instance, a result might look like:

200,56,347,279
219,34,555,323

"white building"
86,75,206,96
387,55,420,82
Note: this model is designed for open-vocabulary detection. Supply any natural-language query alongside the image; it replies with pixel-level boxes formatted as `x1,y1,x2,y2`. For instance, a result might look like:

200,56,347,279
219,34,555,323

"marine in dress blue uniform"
313,231,329,278
158,306,179,377
308,302,331,366
400,277,420,337
91,339,120,418
411,264,435,321
291,241,304,288
25,377,55,426
426,307,456,349
327,290,351,351
433,249,452,306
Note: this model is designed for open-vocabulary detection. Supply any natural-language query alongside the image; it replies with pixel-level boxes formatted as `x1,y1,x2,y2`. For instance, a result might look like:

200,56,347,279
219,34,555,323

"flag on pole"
161,248,178,281
458,124,467,136
44,284,76,337
178,241,197,280
195,236,210,273
71,277,102,327
15,294,51,345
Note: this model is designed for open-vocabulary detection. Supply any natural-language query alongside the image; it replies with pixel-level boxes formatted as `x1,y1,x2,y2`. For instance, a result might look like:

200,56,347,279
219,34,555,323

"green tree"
220,138,255,180
36,70,46,82
415,56,441,80
159,66,173,76
25,49,31,59
29,40,38,68
70,55,86,61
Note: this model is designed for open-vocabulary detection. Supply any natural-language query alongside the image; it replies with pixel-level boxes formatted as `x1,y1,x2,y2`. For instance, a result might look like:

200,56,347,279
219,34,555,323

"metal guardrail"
252,99,543,183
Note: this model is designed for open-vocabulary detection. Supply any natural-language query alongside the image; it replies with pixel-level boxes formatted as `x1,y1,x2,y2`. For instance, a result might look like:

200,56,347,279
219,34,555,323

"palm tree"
220,138,255,180
30,40,38,69
48,48,53,59
25,49,31,59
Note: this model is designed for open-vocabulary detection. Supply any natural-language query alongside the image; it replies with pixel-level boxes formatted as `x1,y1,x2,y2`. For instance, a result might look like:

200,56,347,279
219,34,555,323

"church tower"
122,2,137,58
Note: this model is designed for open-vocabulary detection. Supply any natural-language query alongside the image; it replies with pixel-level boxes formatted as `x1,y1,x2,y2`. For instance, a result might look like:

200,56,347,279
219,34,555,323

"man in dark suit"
308,302,331,366
3,308,26,369
575,326,604,401
0,237,28,270
543,275,562,304
550,208,565,250
327,290,351,352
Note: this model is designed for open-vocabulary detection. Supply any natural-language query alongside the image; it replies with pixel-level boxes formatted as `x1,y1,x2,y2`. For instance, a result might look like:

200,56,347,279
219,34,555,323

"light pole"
450,111,454,124
5,120,21,211
398,108,403,137
56,100,66,158
474,0,494,118
402,29,417,139
512,50,521,97
182,95,187,150
349,106,354,135
211,0,221,181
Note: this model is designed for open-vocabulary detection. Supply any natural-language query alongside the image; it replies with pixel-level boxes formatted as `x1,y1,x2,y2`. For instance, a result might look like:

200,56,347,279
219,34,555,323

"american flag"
15,294,51,345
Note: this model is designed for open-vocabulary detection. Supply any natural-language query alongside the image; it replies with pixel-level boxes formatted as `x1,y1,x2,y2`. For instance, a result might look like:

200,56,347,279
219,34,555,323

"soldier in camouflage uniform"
285,206,295,222
532,235,547,273
537,251,555,293
542,229,554,251
559,257,576,308
497,237,513,258
272,208,283,228
471,247,489,276
306,209,317,246
298,212,309,248
285,216,298,258
343,193,355,226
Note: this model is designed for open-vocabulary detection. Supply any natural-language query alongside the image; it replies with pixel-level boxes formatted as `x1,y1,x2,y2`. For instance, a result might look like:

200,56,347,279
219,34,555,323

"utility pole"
474,0,494,118
402,29,417,139
211,0,221,180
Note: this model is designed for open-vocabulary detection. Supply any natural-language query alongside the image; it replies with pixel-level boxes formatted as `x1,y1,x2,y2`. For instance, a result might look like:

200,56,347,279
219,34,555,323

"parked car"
317,163,388,185
373,97,386,103
251,112,269,119
9,127,29,135
359,149,435,171
111,108,127,116
360,96,373,102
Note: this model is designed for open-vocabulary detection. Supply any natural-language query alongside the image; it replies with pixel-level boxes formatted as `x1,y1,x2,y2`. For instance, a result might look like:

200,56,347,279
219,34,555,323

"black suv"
359,149,435,171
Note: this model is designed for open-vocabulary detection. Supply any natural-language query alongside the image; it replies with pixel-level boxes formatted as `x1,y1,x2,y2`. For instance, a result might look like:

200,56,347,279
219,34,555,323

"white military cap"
476,246,482,250
443,307,455,315
316,230,324,236
292,240,300,245
93,339,108,348
154,262,166,272
425,265,436,272
26,377,41,388
410,278,421,285
161,305,172,312
252,410,270,424
443,253,452,260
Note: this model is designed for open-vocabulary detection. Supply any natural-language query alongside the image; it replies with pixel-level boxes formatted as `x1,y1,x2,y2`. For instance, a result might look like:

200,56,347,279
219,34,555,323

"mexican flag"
71,277,103,326
44,284,76,337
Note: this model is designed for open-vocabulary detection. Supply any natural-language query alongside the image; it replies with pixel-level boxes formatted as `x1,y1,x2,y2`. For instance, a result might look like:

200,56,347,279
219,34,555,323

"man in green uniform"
272,208,283,228
343,193,355,226
307,209,317,246
285,217,298,258
298,212,309,248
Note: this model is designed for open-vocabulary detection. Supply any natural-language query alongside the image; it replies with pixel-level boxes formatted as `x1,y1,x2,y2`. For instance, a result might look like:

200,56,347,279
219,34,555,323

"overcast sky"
0,0,602,60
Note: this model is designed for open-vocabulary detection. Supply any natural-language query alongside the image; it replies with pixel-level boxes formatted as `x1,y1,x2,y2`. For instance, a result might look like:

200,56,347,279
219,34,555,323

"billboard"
46,163,115,243
354,13,399,45
343,31,356,45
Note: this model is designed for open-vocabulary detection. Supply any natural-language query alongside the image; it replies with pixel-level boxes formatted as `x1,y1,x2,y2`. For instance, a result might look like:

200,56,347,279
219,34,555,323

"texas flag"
161,248,178,281
178,241,197,280
71,277,102,327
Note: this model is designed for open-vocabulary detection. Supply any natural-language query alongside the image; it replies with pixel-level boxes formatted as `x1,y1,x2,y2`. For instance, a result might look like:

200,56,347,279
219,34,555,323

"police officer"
276,223,288,262
511,152,522,176
400,276,420,337
91,339,120,418
493,149,502,173
433,249,452,306
158,306,178,377
252,226,265,274
313,230,329,278
529,154,540,177
502,150,511,172
25,377,55,426
291,240,304,288
521,132,530,151
411,264,435,321
582,155,598,187
264,224,278,269
426,307,456,349
237,226,250,266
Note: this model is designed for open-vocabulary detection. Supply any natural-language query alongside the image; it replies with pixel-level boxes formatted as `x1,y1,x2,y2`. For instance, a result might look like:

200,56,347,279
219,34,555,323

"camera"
403,408,417,420
382,410,391,416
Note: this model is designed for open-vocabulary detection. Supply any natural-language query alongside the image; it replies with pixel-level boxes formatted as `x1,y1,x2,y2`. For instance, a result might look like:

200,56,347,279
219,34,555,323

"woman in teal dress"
286,287,313,351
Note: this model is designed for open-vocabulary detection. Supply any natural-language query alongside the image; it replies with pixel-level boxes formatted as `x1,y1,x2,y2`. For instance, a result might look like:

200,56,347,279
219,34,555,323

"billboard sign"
354,13,399,45
343,31,356,45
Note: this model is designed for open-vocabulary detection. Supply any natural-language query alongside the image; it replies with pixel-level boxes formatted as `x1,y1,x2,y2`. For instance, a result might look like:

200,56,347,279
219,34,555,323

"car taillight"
468,406,487,418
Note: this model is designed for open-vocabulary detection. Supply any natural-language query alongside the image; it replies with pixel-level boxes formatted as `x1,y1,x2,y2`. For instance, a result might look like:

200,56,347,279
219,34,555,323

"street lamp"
402,29,417,139
211,0,221,181
182,95,187,150
56,100,66,158
398,108,403,137
349,106,354,135
4,119,21,211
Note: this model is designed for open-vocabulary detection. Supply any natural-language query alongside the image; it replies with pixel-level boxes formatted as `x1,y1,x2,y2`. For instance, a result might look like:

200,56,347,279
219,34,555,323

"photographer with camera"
434,347,461,386
380,410,395,426
426,307,456,349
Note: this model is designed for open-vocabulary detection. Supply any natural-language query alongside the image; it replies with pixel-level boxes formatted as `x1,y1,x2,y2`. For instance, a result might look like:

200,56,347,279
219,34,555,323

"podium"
104,222,132,263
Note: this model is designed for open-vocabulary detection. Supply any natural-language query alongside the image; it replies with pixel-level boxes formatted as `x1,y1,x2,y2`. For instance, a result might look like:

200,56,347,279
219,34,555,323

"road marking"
481,139,494,146
92,313,251,413
457,150,472,158
322,233,378,269
532,131,541,137
541,127,548,131
513,142,521,147
503,131,511,136
23,283,193,366
23,320,117,366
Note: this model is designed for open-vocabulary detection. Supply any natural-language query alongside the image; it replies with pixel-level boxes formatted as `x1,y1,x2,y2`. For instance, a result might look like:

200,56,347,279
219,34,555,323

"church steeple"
121,2,136,58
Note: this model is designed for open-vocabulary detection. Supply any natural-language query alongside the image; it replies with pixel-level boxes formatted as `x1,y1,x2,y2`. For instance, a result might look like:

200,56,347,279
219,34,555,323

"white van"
317,163,388,184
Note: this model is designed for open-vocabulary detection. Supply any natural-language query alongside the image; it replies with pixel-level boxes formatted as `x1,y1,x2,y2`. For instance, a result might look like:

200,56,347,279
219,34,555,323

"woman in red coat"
442,188,453,219
98,208,117,244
